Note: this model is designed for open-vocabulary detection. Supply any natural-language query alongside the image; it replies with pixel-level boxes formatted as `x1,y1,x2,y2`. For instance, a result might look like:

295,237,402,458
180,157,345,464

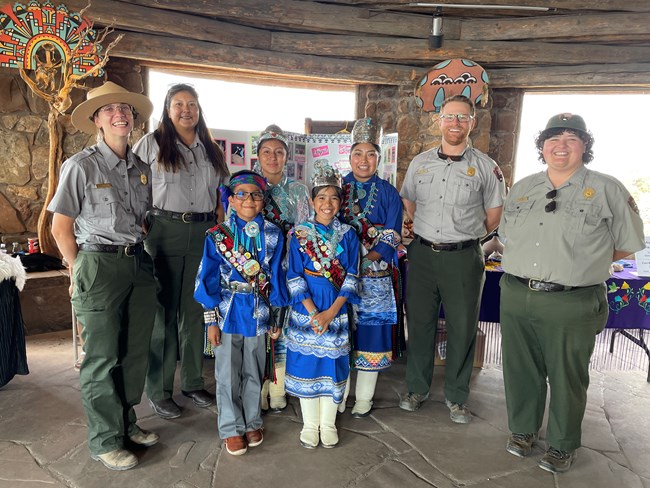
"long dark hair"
153,84,228,176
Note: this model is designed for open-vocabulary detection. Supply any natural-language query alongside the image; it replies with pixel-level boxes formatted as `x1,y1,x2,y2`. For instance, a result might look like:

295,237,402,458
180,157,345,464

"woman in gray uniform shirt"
49,81,157,470
133,84,229,419
499,113,644,473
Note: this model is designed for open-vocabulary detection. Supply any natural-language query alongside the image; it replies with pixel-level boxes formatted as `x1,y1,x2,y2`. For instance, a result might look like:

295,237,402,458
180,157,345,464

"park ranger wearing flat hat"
498,112,645,473
49,81,157,471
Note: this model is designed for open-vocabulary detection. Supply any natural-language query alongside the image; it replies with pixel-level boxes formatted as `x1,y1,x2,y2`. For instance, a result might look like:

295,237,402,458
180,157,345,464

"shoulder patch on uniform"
628,196,640,214
493,166,503,182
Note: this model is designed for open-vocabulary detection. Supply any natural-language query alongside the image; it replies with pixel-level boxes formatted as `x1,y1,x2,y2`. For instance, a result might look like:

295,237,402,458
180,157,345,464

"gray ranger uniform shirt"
47,140,151,245
400,146,505,243
500,165,645,286
133,132,222,213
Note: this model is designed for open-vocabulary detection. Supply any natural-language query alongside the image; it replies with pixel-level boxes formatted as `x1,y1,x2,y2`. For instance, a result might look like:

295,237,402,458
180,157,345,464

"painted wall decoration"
0,0,103,76
414,58,489,113
0,0,122,254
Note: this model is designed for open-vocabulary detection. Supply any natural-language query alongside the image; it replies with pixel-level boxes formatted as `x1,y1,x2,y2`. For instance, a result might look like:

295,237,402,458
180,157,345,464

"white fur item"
0,254,27,291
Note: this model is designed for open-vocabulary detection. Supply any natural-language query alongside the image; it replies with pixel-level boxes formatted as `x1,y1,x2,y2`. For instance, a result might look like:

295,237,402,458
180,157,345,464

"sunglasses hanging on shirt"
545,189,558,213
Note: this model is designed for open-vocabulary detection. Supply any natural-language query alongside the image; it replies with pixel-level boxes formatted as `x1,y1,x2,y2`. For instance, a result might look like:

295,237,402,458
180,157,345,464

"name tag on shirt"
96,183,113,189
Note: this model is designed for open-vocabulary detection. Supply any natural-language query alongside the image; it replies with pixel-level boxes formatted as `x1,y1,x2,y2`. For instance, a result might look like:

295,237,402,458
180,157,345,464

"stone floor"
1,331,649,488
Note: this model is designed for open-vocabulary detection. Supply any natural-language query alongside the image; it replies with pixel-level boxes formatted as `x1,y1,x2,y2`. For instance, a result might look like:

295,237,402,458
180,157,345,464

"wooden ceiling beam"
322,0,650,13
63,0,269,47
268,32,650,66
119,0,438,38
110,31,650,90
461,12,650,41
110,31,419,85
489,63,650,88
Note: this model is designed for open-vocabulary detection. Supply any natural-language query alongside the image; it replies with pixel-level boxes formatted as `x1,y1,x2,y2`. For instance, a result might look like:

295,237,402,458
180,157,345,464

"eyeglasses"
439,113,474,123
234,191,265,202
98,104,133,115
545,189,557,213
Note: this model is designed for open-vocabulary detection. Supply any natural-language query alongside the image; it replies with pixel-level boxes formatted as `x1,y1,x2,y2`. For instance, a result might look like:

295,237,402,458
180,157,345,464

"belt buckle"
430,244,440,253
124,244,137,257
528,279,539,291
181,212,192,223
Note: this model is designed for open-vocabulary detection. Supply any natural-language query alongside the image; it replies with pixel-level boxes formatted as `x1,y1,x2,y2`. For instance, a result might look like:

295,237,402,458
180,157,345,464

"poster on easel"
210,128,256,173
210,128,398,188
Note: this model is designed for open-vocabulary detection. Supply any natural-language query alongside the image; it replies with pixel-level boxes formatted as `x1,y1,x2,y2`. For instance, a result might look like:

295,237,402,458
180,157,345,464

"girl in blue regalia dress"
340,118,404,418
284,161,360,448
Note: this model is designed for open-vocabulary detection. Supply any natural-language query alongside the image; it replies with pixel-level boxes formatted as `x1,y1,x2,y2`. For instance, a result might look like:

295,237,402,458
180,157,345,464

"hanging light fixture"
429,7,443,48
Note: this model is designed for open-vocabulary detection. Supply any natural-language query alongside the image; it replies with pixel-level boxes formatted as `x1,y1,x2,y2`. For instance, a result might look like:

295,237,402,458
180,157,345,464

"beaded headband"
257,124,289,152
228,170,267,192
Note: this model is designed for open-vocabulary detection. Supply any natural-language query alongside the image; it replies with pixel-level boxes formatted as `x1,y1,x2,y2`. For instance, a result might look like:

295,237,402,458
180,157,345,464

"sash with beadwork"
264,190,292,234
293,224,347,291
207,222,271,308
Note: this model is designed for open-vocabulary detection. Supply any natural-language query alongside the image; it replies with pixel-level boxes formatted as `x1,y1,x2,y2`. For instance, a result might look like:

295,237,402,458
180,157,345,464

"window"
515,92,650,234
147,69,356,132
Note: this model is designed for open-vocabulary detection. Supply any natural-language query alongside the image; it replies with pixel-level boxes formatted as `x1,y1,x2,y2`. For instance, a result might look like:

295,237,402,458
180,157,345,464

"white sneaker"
91,448,138,471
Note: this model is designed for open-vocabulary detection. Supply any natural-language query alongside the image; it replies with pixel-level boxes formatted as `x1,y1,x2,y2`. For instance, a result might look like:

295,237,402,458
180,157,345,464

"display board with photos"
210,128,398,188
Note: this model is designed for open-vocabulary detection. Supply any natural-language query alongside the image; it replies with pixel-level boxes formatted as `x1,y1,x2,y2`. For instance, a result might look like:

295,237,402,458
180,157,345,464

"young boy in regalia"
194,170,287,456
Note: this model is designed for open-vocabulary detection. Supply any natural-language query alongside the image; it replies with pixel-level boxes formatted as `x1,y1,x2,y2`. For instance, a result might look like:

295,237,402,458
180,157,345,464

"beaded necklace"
344,179,378,223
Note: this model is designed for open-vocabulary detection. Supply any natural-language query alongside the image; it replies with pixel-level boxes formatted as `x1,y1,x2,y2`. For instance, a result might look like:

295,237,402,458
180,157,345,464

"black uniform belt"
78,242,144,257
150,208,215,223
512,275,587,292
416,234,477,252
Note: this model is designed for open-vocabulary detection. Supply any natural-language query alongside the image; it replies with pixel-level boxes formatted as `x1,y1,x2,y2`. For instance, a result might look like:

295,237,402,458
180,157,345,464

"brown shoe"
506,432,538,458
538,447,577,473
245,428,264,447
224,436,247,456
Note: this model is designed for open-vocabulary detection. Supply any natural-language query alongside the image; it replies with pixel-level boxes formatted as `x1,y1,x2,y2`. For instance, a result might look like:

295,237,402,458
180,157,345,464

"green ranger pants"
72,250,156,455
500,273,608,451
404,239,485,404
144,214,214,400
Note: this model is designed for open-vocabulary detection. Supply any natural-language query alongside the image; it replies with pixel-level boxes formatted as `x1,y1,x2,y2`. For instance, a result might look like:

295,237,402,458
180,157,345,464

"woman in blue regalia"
340,118,404,418
284,161,360,449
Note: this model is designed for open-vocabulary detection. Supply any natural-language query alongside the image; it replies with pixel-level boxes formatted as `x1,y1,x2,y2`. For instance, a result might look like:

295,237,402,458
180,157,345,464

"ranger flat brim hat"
543,113,588,134
71,81,153,134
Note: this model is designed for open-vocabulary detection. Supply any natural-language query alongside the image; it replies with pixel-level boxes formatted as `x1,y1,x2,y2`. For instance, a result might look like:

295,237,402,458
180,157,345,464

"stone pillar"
359,84,499,190
488,88,524,189
0,58,145,248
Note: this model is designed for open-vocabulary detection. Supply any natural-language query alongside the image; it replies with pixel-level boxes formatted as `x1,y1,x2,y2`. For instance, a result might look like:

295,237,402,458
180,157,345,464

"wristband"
309,309,319,317
203,309,219,326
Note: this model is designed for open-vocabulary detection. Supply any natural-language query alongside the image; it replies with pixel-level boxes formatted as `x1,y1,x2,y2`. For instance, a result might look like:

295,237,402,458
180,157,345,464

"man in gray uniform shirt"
399,95,506,423
499,113,644,473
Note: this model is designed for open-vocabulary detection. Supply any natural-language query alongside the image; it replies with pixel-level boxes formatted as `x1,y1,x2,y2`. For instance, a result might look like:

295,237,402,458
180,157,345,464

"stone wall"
488,88,524,188
0,58,145,249
358,84,503,190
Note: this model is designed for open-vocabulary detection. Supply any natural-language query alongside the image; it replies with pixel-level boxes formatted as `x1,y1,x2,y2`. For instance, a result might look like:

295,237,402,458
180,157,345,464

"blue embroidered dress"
341,173,403,371
284,219,360,403
194,214,288,335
